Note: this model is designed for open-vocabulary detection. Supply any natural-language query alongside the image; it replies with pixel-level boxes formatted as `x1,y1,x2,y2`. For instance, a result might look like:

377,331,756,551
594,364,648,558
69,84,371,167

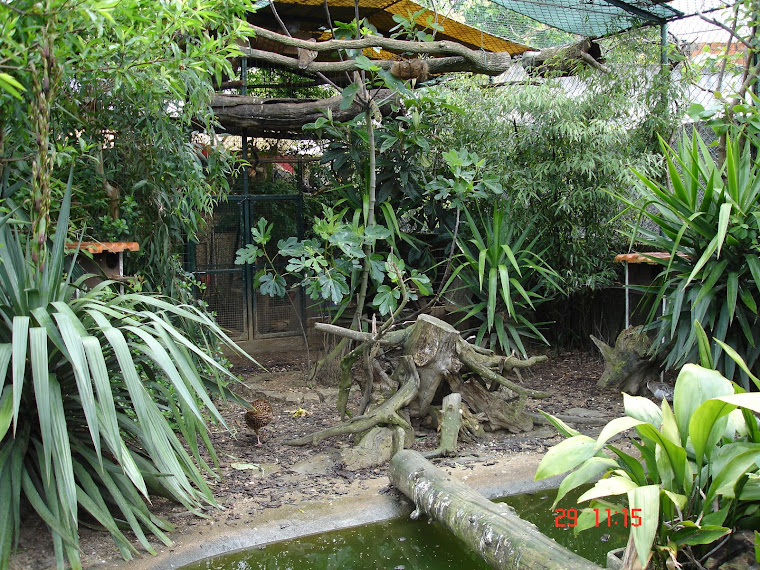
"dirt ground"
10,347,627,569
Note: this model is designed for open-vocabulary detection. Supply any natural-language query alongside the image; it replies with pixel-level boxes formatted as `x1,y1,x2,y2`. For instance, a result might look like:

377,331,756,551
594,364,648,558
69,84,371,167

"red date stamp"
553,508,642,528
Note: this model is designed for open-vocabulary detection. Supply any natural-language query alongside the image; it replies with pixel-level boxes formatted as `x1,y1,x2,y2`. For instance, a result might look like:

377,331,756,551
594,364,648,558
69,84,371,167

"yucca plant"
0,178,248,569
619,129,760,387
454,204,563,356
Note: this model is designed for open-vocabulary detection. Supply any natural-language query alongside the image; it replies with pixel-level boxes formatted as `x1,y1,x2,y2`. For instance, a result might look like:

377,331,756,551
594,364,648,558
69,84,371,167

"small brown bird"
244,399,273,446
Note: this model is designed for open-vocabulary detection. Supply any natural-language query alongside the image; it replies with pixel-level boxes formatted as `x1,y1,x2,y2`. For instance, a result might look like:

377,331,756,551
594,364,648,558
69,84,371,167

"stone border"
131,454,566,569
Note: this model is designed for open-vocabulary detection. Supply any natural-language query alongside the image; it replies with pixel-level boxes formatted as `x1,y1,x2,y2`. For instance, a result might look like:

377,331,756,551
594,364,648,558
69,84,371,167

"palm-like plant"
0,179,248,569
455,205,562,356
620,130,760,387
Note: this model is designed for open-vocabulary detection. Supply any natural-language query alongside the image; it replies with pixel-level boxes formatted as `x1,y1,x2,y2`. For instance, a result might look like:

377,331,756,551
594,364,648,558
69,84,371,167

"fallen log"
390,450,601,570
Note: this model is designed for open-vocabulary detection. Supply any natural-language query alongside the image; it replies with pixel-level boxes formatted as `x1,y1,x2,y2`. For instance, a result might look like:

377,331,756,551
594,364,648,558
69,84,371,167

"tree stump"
286,315,549,448
591,326,660,396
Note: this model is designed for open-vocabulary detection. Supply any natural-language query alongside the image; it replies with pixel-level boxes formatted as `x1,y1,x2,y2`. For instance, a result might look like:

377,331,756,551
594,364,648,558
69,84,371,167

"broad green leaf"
54,312,101,461
30,328,54,484
694,320,714,369
674,364,733,446
670,524,730,546
595,417,644,450
661,489,687,510
714,339,760,391
711,393,760,414
0,385,12,443
726,271,739,322
747,255,760,288
11,316,29,433
689,399,736,468
538,411,581,438
577,476,637,502
706,443,760,503
535,435,597,479
636,424,687,489
628,485,660,568
608,446,648,485
660,400,680,446
623,393,662,427
0,72,26,99
47,375,78,525
553,457,618,508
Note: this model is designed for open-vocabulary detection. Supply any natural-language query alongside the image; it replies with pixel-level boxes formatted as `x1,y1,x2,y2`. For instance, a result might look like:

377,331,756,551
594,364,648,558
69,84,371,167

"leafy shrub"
0,183,247,569
432,74,668,296
536,359,760,568
454,204,563,356
235,212,432,320
618,130,760,387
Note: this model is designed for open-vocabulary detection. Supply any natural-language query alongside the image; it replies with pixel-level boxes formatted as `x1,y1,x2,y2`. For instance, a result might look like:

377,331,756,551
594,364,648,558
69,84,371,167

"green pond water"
498,484,629,565
183,485,628,569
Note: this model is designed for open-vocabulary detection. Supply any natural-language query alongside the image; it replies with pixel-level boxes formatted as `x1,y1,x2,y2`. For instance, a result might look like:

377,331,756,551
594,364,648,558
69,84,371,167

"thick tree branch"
209,89,398,136
241,46,512,77
249,25,510,66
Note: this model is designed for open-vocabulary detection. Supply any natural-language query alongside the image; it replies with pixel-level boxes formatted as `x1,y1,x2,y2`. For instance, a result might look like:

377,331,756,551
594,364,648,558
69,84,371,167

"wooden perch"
242,47,512,78
390,450,602,570
210,89,397,137
246,25,512,77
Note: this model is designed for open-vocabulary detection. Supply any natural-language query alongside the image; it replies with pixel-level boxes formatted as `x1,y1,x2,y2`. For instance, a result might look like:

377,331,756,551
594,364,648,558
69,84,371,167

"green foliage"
0,0,251,296
389,9,443,42
427,148,503,207
682,0,760,146
294,26,455,326
432,27,682,298
235,212,431,317
455,204,562,356
0,180,247,569
618,130,760,387
536,358,760,568
305,88,448,215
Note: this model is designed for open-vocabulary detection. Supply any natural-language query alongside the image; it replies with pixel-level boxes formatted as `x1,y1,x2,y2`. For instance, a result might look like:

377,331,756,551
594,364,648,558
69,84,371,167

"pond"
182,516,490,570
182,485,628,569
498,484,629,566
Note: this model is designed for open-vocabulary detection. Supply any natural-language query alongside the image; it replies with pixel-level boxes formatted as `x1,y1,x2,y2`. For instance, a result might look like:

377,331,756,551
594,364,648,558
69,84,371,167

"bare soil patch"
10,348,625,569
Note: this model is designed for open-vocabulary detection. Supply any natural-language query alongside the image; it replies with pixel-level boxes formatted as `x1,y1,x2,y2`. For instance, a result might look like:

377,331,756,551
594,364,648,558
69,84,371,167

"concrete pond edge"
138,464,567,569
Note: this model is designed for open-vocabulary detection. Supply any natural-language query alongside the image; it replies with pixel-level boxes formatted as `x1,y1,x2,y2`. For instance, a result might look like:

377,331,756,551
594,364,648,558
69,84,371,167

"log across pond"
389,450,601,570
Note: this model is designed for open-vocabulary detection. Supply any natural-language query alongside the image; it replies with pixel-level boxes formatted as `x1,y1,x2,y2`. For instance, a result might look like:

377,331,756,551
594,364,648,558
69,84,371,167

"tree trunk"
209,90,396,138
591,326,660,396
390,450,601,570
403,315,463,418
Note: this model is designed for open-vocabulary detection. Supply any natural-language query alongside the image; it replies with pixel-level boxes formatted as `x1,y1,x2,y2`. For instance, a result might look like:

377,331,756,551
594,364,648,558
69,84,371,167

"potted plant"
535,342,760,568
